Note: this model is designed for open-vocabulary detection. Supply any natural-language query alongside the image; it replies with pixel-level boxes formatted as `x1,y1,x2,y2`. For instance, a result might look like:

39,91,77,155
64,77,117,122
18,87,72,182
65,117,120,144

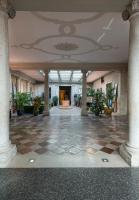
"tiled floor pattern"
10,107,128,159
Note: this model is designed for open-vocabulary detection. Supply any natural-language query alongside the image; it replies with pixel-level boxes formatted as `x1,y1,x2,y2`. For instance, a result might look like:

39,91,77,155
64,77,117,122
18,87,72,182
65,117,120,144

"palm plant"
106,84,115,108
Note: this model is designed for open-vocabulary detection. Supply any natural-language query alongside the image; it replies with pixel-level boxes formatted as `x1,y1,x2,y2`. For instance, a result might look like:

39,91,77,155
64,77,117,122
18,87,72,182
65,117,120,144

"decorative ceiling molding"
12,0,129,12
11,62,128,71
54,42,79,51
12,34,118,56
31,12,104,25
47,57,81,63
11,12,118,63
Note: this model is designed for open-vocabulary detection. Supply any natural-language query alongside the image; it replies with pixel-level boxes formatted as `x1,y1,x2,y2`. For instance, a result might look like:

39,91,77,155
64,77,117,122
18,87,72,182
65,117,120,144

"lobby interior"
2,1,139,199
1,0,137,169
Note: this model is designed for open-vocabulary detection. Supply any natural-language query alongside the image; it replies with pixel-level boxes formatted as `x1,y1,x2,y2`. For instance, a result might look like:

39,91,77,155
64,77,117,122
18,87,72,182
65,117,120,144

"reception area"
1,0,139,199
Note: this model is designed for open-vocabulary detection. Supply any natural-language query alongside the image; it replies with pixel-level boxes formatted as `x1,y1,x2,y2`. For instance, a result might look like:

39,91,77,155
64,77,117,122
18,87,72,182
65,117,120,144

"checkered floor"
10,107,128,156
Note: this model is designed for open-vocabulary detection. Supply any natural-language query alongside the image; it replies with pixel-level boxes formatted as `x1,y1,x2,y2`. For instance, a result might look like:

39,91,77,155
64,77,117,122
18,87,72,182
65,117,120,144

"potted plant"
87,87,95,97
104,84,115,116
87,87,95,111
52,96,58,106
91,89,105,116
15,92,31,116
33,96,42,116
39,104,44,114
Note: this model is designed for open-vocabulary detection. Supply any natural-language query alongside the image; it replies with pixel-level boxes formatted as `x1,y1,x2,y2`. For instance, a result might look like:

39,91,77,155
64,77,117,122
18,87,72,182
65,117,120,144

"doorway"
59,86,71,105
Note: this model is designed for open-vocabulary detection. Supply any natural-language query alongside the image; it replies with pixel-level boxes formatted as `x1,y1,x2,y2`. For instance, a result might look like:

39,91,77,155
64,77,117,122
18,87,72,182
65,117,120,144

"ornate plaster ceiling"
9,11,129,65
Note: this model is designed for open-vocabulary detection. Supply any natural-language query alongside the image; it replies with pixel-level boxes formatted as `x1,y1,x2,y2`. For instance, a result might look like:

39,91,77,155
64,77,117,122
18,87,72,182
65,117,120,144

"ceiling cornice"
12,0,129,12
10,70,36,83
11,62,128,71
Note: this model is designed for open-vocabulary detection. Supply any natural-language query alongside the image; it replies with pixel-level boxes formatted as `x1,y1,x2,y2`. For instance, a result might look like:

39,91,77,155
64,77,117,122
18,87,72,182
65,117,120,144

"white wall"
34,83,82,105
71,84,82,105
34,84,44,97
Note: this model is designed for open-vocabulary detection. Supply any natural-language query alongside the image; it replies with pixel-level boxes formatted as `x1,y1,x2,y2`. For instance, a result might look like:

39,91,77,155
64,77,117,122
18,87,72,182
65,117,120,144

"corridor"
9,107,128,167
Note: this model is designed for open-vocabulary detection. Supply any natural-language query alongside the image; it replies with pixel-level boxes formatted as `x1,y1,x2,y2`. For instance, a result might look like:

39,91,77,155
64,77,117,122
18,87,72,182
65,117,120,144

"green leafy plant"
15,92,31,115
87,87,95,97
106,84,115,108
52,96,59,106
91,89,105,116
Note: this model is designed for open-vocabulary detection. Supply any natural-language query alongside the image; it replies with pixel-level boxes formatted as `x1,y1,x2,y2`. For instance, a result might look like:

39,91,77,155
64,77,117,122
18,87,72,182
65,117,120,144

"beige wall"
87,71,110,83
93,71,120,94
87,71,128,115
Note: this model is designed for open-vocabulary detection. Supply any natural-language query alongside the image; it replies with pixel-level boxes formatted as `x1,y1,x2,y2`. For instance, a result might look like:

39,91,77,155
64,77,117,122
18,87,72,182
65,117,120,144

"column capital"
81,69,87,74
122,0,139,21
0,0,7,10
44,69,50,73
0,0,16,19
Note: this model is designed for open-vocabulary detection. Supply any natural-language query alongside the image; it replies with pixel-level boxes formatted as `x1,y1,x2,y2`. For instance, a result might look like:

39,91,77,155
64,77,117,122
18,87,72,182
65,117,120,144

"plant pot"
24,106,34,114
39,105,44,114
95,112,100,116
17,110,23,116
104,108,113,116
33,110,39,116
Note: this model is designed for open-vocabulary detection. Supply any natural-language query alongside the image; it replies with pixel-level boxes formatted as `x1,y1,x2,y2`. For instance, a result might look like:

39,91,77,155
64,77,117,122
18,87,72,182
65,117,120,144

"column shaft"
119,70,128,115
0,8,16,167
128,14,139,148
81,70,88,116
44,70,49,115
120,13,139,166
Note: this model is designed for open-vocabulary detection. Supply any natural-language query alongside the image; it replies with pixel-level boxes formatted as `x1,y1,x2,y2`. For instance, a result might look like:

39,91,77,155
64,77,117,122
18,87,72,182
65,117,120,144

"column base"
0,144,17,167
81,110,88,116
120,143,139,167
43,110,50,116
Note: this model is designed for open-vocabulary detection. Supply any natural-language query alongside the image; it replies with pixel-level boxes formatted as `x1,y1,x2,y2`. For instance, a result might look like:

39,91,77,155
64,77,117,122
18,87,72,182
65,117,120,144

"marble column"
119,69,128,115
81,70,88,116
0,0,16,167
120,0,139,166
44,70,49,116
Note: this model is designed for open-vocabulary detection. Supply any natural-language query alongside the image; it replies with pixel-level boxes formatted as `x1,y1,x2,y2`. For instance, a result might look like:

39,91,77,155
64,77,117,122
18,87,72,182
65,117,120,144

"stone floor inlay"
10,107,128,159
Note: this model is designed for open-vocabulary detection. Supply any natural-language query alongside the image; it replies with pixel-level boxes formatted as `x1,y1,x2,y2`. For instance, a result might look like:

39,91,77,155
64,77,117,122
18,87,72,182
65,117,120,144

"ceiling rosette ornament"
54,42,79,51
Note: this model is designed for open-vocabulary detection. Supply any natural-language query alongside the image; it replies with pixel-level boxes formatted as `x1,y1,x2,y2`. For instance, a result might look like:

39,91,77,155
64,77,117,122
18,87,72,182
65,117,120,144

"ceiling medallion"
54,42,79,51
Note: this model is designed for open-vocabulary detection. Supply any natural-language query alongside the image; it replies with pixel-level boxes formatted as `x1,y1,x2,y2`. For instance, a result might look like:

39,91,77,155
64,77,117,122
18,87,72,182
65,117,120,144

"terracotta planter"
104,108,113,116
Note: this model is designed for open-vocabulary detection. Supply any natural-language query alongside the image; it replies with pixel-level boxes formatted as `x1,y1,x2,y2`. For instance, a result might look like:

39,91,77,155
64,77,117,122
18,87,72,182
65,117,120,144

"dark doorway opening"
59,86,71,105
